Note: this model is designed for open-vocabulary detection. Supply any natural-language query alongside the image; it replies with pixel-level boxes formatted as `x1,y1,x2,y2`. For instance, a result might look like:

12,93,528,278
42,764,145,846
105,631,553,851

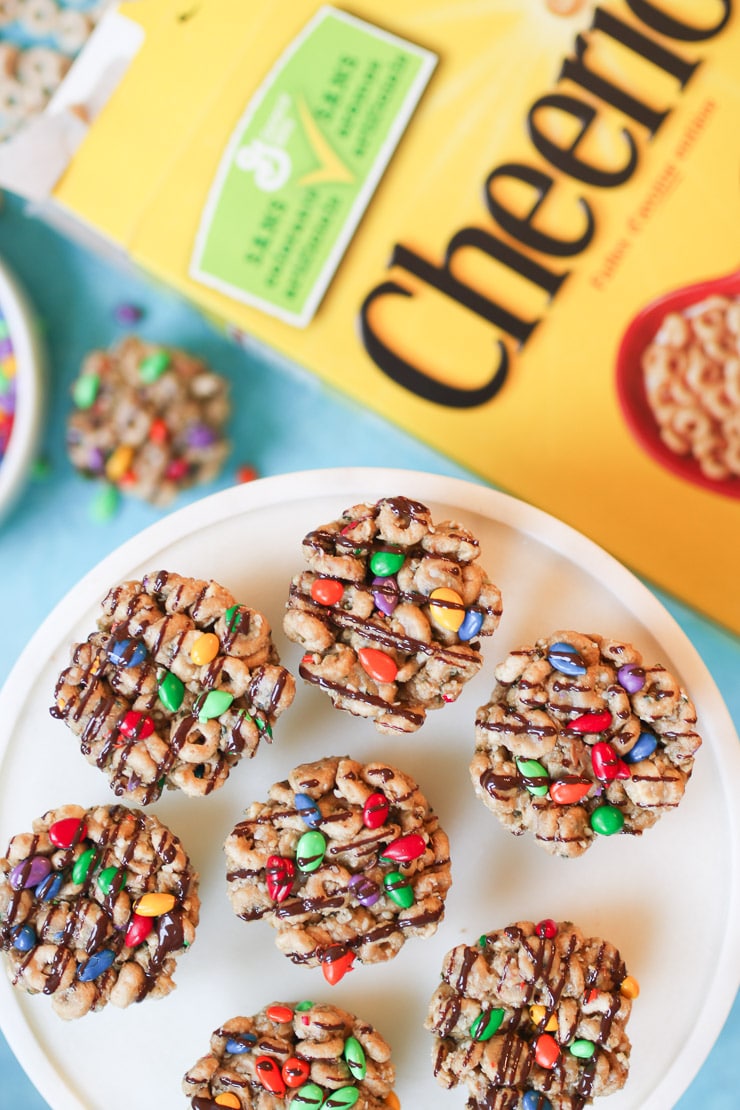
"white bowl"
0,257,45,524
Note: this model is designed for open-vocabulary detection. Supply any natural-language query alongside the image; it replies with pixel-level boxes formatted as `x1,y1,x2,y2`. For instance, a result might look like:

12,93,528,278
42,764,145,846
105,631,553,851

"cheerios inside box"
8,0,740,632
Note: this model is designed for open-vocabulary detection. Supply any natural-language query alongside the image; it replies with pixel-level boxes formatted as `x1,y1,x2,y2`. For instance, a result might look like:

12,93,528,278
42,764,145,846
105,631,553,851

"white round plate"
1,468,738,1110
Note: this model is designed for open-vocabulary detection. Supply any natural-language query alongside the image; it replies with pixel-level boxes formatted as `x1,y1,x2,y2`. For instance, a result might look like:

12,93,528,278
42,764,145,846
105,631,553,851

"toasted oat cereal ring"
17,0,58,36
0,0,19,29
56,8,93,53
16,45,69,93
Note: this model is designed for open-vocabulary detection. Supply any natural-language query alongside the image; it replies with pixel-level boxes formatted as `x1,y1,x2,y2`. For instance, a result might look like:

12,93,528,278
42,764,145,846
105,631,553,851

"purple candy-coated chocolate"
0,337,13,359
10,855,52,890
87,447,105,473
348,873,380,907
185,423,217,448
617,664,646,693
114,303,143,325
372,575,398,616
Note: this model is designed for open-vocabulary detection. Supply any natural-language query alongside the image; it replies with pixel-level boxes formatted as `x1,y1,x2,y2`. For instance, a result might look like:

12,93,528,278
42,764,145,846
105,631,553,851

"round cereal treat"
224,756,452,983
66,336,230,505
470,630,702,858
426,920,636,1110
283,495,503,733
51,570,296,805
182,999,396,1109
0,803,199,1020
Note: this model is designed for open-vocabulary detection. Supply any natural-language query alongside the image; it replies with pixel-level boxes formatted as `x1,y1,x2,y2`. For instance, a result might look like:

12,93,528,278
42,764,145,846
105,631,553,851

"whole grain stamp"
224,756,451,985
182,999,396,1108
470,631,702,857
426,919,639,1110
0,804,199,1019
67,336,230,505
52,571,295,805
283,495,502,733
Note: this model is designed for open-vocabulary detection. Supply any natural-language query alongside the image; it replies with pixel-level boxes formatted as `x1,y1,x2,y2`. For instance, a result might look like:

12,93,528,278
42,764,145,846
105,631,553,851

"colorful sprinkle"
534,1032,560,1069
362,792,389,829
198,689,234,723
549,778,592,805
311,577,344,606
77,948,115,981
49,817,87,849
369,550,405,577
590,804,625,836
568,709,611,733
124,913,153,948
380,833,426,863
296,830,326,872
547,641,586,675
134,892,176,917
429,587,465,632
623,731,658,763
138,349,171,383
226,1033,257,1054
344,1035,367,1080
158,670,184,712
458,608,483,641
294,793,322,829
372,575,398,615
358,646,398,684
348,873,380,908
266,856,295,902
383,870,414,908
470,1008,505,1041
190,632,220,665
617,663,645,693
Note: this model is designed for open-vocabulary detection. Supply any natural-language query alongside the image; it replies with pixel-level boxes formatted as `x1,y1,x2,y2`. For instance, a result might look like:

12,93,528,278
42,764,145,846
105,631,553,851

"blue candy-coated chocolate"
458,608,483,641
77,948,115,981
226,1034,257,1054
11,924,37,952
623,731,658,763
294,792,322,829
522,1091,552,1110
36,871,64,902
547,641,587,676
108,638,147,668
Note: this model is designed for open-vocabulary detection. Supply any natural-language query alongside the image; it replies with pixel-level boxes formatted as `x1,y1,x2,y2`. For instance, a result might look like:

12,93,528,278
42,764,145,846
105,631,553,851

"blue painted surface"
0,191,737,1108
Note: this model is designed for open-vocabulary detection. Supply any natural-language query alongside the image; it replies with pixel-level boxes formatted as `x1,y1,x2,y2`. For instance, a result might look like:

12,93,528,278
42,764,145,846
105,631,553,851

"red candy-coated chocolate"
119,711,155,740
266,856,295,903
310,577,344,606
255,1056,286,1096
266,1004,294,1024
49,817,87,849
282,1057,310,1088
536,919,558,939
321,948,355,985
380,833,426,863
549,779,592,805
592,741,630,782
164,457,189,482
358,647,398,684
148,418,168,444
124,912,153,948
568,709,612,733
535,1033,560,1069
362,792,389,829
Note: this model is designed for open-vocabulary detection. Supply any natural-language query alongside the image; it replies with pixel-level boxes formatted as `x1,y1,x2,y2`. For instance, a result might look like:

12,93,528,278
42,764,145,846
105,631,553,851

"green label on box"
190,5,436,327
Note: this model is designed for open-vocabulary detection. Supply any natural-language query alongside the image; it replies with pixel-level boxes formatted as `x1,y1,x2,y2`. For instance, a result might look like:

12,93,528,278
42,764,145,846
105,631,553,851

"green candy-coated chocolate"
569,1039,596,1059
293,1082,324,1110
72,373,100,409
516,758,549,796
295,999,314,1012
590,804,624,836
470,1007,505,1041
383,870,414,908
72,847,98,885
198,689,234,723
296,830,326,872
343,1035,367,1080
97,866,126,895
158,670,185,712
138,350,171,383
324,1088,360,1110
225,603,244,631
89,483,120,523
369,550,405,577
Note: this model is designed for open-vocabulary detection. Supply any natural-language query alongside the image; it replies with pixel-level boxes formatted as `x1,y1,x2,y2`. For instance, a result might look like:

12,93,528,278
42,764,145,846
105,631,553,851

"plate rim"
1,465,739,1110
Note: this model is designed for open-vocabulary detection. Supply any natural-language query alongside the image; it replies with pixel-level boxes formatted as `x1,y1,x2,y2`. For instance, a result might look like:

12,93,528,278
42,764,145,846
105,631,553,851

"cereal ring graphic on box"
426,919,637,1110
224,756,451,984
182,999,396,1109
51,570,295,805
283,495,503,733
0,803,199,1020
470,630,702,858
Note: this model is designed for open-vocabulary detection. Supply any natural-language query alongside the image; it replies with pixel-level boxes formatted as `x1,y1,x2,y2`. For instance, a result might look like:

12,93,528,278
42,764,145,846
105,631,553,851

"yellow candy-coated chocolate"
384,1094,401,1110
190,632,220,665
105,445,135,483
214,1096,241,1109
620,975,640,999
529,1004,557,1032
429,587,465,632
135,892,176,917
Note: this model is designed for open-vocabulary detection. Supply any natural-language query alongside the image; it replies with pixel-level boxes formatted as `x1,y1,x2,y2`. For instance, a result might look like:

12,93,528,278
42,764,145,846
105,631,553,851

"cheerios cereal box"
47,0,740,630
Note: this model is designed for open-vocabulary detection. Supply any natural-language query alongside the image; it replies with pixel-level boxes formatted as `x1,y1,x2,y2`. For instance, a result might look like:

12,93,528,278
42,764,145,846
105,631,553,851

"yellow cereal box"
52,0,740,630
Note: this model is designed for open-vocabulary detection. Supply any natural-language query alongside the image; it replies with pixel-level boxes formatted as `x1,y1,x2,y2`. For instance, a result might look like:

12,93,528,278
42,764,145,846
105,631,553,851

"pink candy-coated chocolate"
362,792,389,829
49,817,87,849
380,833,426,863
266,855,295,903
592,741,630,782
119,711,155,740
568,709,612,733
125,912,153,948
